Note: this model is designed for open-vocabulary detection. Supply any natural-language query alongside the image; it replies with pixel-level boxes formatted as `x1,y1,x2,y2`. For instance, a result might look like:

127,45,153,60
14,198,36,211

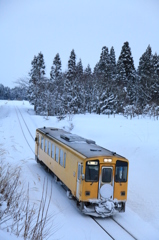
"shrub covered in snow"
0,157,54,239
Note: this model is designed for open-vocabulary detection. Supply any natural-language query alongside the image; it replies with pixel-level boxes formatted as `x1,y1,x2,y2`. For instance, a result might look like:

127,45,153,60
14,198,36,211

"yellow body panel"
114,182,128,200
35,130,85,197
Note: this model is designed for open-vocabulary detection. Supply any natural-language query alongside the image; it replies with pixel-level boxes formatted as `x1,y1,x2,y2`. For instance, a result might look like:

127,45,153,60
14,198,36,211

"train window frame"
64,153,66,168
85,160,99,182
102,167,112,183
115,160,128,183
44,139,47,153
41,136,44,150
55,146,59,163
51,143,55,159
48,141,51,156
59,149,63,166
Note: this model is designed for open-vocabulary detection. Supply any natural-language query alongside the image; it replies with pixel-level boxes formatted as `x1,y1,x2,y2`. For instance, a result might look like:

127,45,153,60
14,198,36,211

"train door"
99,166,114,199
76,163,83,200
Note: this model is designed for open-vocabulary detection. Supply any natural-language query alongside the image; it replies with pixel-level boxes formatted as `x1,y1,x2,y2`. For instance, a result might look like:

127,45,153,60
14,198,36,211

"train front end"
78,157,129,217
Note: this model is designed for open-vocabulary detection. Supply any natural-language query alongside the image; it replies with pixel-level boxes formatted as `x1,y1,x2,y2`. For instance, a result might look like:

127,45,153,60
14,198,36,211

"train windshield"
102,167,112,183
85,160,99,182
115,160,128,182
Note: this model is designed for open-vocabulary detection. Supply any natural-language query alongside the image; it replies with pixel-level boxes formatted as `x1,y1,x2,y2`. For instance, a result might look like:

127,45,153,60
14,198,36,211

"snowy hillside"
0,100,159,240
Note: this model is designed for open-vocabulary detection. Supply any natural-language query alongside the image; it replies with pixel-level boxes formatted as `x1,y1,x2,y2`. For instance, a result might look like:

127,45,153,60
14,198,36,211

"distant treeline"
0,84,27,101
1,41,159,118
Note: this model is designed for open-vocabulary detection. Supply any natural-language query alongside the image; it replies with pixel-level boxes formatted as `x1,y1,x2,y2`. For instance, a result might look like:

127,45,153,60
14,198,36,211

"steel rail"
91,216,138,240
16,106,34,141
111,217,138,240
15,106,34,154
91,217,115,240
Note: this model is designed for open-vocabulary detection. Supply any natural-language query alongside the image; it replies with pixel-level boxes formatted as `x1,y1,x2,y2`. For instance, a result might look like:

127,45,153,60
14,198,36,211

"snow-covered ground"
0,100,159,240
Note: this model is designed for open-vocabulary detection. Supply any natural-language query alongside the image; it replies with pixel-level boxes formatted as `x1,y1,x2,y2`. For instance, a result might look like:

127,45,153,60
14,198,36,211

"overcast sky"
0,0,159,88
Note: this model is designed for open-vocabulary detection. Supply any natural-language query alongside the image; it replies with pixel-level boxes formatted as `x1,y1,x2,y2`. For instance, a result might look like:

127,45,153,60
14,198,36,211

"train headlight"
104,158,112,163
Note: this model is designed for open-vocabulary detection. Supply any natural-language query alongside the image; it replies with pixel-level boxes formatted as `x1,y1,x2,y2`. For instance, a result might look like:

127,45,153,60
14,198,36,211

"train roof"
37,127,125,159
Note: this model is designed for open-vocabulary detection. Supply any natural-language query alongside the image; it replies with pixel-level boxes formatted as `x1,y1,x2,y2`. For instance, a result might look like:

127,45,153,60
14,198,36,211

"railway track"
92,216,138,240
15,106,35,154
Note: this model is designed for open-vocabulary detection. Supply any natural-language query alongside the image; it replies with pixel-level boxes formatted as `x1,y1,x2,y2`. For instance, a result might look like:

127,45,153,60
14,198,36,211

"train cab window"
115,160,128,182
64,153,66,168
51,143,55,159
48,141,51,156
85,160,99,182
60,149,63,166
55,147,59,162
41,137,44,150
44,139,47,153
102,167,112,183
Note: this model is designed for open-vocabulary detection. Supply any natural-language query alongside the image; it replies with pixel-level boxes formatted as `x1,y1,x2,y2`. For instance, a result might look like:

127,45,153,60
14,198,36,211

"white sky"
0,0,159,88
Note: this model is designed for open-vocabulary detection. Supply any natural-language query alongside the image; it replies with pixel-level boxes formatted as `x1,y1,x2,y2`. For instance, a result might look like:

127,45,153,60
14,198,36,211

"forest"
1,41,159,118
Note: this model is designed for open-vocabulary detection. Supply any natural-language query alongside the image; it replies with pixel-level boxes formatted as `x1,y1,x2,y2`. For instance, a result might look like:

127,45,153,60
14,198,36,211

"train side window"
48,141,51,156
41,137,44,150
44,139,47,153
64,153,66,168
60,149,63,166
51,143,55,159
77,164,81,180
81,165,83,175
55,146,59,162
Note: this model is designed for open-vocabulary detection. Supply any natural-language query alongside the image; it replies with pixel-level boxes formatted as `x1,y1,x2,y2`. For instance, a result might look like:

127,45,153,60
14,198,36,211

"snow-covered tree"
98,46,110,81
109,46,116,81
0,84,4,99
116,41,135,85
83,64,94,113
137,45,154,107
64,49,77,113
76,59,83,80
116,42,136,109
50,53,62,81
28,52,46,113
94,46,117,114
151,53,159,105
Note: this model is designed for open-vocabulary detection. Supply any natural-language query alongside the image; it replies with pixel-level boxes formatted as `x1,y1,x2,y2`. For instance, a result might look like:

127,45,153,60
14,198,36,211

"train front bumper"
82,198,125,218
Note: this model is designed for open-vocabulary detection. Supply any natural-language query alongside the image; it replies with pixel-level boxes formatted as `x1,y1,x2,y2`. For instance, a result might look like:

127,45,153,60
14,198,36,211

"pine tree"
28,52,46,114
116,42,135,109
50,53,62,81
151,53,159,105
75,59,84,113
98,46,110,81
76,59,83,80
109,46,116,80
117,41,135,85
96,46,117,114
67,49,76,81
50,53,64,116
28,55,38,110
138,45,154,108
64,49,77,113
83,64,93,113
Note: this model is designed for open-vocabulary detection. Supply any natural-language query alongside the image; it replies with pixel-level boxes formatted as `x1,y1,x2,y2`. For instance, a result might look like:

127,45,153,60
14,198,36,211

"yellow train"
35,127,129,217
